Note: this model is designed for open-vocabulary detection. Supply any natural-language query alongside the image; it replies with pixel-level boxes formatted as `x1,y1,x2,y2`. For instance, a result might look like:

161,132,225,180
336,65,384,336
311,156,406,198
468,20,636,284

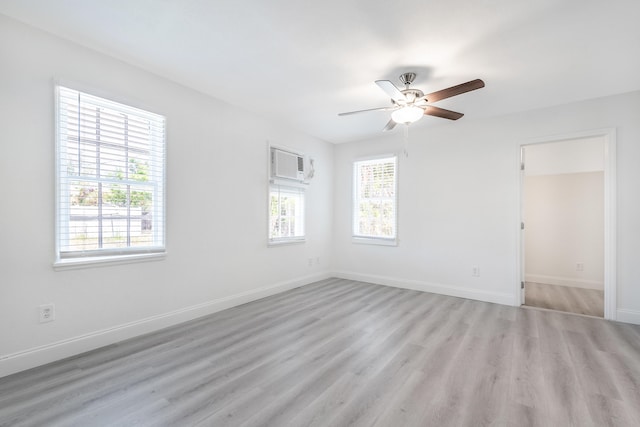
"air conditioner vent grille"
271,147,305,181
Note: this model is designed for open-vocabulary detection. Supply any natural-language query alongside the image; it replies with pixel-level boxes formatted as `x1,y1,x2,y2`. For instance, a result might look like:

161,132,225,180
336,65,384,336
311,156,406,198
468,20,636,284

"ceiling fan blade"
338,106,393,116
382,119,397,132
423,106,464,120
375,80,407,102
424,79,485,103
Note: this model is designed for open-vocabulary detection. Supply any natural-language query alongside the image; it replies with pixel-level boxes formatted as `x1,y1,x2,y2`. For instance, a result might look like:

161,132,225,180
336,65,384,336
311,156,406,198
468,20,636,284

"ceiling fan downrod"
399,72,416,88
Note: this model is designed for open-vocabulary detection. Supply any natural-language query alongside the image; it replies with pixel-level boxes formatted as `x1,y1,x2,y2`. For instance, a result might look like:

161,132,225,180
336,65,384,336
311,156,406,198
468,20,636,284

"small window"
269,184,305,244
55,86,166,265
353,156,397,244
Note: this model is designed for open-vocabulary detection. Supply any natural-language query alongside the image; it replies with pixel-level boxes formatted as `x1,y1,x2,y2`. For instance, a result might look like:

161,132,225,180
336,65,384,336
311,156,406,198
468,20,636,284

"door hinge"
520,162,525,171
521,222,525,230
521,281,525,289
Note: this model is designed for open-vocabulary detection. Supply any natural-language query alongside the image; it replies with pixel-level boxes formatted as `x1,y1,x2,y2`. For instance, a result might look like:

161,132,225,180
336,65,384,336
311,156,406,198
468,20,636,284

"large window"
269,184,305,244
353,156,397,243
55,86,166,264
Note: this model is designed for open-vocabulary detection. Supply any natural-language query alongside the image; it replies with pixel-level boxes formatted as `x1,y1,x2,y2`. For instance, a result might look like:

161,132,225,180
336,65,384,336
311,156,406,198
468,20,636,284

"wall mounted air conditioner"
270,147,305,181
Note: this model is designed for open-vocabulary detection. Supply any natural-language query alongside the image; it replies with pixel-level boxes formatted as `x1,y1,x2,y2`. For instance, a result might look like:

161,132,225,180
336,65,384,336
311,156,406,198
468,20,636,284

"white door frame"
517,128,617,320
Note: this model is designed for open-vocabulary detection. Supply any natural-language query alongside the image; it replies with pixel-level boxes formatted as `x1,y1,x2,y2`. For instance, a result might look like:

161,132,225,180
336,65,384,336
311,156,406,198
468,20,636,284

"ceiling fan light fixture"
391,105,424,124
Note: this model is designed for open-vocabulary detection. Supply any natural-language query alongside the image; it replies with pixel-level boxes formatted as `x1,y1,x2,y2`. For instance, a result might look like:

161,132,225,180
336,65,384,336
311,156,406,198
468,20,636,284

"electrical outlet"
38,304,55,323
576,262,584,271
308,258,313,267
472,266,480,277
316,257,320,265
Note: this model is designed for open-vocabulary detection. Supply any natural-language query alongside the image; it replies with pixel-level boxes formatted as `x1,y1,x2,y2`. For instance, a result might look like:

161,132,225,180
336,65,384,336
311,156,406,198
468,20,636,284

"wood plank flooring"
1,278,639,426
525,281,604,317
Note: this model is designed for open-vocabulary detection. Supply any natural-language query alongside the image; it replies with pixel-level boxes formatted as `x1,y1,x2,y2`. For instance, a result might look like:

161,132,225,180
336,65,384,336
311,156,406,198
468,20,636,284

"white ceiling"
1,0,639,143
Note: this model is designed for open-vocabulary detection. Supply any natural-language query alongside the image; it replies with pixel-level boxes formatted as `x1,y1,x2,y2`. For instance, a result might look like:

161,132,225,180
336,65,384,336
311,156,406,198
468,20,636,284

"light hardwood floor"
1,278,640,426
525,281,604,317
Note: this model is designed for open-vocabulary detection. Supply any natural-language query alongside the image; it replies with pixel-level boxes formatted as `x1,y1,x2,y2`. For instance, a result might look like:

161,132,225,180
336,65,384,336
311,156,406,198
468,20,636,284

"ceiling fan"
338,73,485,131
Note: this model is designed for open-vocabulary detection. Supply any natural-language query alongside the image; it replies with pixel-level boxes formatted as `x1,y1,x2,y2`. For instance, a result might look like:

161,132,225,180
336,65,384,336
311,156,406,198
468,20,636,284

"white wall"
524,172,604,289
333,90,640,324
0,15,334,376
524,137,604,176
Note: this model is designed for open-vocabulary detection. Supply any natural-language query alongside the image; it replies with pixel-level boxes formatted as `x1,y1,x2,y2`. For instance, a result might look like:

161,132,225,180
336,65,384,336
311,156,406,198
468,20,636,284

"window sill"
268,238,306,247
352,236,398,246
53,252,166,271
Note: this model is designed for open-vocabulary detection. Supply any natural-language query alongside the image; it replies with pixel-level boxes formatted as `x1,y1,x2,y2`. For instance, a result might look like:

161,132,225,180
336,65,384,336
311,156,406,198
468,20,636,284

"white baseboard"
525,274,604,290
333,271,515,306
0,272,331,379
616,308,640,325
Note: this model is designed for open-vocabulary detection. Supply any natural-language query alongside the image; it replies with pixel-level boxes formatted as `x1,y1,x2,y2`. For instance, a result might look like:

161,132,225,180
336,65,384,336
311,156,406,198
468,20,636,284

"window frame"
54,85,166,269
352,154,398,246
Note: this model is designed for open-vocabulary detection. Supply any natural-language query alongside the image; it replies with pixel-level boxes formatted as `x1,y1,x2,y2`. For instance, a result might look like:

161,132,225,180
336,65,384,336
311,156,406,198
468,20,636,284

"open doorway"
519,130,616,319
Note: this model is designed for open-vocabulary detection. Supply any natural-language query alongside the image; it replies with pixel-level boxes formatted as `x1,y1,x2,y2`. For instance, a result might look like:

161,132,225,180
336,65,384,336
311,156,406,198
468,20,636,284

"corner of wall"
332,271,516,307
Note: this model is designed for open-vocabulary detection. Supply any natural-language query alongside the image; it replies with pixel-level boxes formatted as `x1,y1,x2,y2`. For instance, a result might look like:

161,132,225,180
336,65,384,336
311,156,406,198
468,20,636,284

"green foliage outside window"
104,158,152,212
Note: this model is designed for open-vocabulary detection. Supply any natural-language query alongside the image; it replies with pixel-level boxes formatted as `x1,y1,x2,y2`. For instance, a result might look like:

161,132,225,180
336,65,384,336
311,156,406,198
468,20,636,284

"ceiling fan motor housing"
395,89,424,105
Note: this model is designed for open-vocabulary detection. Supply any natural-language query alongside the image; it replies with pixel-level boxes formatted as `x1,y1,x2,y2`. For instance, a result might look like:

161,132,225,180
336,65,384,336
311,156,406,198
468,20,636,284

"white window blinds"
353,156,397,240
56,86,166,260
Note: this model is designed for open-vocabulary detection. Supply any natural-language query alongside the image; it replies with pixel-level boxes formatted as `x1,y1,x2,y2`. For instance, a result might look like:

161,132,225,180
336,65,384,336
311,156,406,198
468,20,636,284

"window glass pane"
269,185,305,242
100,191,129,249
99,146,128,179
67,181,100,252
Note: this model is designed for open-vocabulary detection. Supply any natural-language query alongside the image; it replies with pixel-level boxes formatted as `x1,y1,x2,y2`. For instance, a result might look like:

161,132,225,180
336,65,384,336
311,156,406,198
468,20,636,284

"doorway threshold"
521,304,604,320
